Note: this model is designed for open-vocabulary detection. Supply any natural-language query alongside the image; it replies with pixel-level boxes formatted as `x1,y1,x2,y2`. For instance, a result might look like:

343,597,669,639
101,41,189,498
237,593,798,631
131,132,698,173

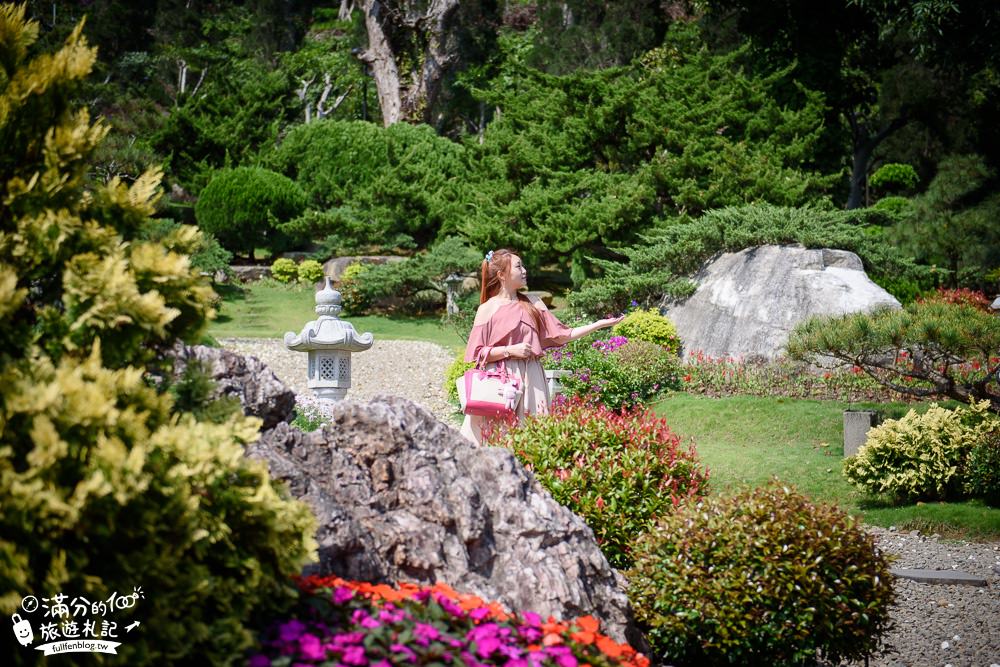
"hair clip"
485,250,494,262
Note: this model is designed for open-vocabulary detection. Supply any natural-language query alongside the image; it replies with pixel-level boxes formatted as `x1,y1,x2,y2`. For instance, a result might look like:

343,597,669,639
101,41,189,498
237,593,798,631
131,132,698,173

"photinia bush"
485,396,708,568
917,287,992,312
249,576,650,667
629,483,895,666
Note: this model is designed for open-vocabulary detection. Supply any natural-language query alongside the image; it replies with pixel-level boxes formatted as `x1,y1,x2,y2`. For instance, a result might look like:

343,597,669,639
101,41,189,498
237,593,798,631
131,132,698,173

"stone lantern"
444,272,465,315
284,277,374,400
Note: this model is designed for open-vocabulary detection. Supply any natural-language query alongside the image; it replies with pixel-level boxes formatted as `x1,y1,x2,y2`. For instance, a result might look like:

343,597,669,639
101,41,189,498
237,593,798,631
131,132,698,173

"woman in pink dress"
459,249,624,444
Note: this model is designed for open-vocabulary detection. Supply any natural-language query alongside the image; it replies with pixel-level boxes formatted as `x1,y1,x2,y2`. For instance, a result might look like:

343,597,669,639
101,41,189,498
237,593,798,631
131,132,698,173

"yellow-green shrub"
612,308,681,353
0,8,316,664
297,259,324,284
843,400,999,502
444,352,475,403
629,483,894,666
271,257,298,282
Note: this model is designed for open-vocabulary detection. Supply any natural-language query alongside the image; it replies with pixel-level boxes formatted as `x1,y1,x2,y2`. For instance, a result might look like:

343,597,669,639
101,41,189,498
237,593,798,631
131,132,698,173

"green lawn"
207,281,464,349
653,393,1000,541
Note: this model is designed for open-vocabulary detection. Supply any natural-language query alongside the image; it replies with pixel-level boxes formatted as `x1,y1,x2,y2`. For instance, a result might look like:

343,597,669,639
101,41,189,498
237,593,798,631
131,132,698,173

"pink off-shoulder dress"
459,299,572,445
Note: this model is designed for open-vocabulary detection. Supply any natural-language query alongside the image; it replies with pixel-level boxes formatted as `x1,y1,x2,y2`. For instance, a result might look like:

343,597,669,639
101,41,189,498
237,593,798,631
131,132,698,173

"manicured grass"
653,392,1000,541
207,281,464,349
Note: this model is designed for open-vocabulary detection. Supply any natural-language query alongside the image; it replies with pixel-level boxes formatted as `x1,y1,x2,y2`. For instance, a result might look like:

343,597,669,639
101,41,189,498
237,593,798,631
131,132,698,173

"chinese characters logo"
10,587,144,656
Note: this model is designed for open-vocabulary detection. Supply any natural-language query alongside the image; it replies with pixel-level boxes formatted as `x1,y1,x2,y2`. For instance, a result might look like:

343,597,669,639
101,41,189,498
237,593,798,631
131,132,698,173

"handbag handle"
475,346,512,384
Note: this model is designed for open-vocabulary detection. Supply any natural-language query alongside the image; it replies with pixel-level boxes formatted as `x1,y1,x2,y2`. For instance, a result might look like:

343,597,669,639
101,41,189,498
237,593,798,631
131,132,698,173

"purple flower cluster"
249,585,635,667
591,336,629,354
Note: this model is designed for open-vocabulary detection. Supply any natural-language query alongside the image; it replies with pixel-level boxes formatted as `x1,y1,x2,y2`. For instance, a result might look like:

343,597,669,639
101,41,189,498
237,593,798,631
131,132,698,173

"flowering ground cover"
249,576,650,667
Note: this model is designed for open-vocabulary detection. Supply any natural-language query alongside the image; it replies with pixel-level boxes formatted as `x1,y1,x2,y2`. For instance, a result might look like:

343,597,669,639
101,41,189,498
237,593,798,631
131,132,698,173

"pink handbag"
458,348,522,417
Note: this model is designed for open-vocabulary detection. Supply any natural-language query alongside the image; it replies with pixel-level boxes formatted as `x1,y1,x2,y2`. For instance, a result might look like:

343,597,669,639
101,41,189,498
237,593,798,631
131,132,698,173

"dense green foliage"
544,337,683,411
269,120,469,252
788,300,1000,411
844,400,1000,502
342,237,483,314
0,8,316,665
888,154,1000,286
965,430,1000,507
486,396,708,569
629,483,895,666
570,204,926,315
21,0,995,292
195,166,306,258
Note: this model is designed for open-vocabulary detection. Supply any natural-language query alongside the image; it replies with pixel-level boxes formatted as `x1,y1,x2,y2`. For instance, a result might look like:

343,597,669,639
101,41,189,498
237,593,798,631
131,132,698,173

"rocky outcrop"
662,244,900,361
172,344,295,429
322,255,405,283
248,395,640,645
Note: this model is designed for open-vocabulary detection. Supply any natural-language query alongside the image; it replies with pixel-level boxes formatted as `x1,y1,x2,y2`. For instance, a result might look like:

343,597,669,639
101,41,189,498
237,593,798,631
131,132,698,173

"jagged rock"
322,255,405,283
172,344,295,428
230,265,272,282
662,244,901,361
248,395,641,646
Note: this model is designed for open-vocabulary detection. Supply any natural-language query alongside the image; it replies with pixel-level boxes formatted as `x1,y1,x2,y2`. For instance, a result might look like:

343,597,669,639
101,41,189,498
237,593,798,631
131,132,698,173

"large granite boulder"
171,344,295,429
663,244,900,361
248,395,641,646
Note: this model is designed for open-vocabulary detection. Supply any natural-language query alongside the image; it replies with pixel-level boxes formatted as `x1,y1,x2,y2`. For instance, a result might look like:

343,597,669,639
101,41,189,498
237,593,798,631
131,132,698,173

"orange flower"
570,631,595,645
595,635,624,658
543,632,564,646
575,616,600,634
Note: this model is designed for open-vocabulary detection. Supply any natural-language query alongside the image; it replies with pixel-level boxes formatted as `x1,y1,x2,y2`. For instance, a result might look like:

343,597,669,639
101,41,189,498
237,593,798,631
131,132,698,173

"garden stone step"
890,568,988,586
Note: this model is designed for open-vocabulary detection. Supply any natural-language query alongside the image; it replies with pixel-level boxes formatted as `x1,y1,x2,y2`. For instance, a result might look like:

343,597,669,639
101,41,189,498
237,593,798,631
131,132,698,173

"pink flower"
299,633,325,660
521,611,542,627
469,607,492,622
342,645,368,665
278,619,306,642
414,622,441,646
332,586,354,605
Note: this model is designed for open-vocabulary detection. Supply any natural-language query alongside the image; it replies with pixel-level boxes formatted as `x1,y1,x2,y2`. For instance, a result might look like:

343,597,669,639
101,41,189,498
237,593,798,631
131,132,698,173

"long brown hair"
480,249,544,332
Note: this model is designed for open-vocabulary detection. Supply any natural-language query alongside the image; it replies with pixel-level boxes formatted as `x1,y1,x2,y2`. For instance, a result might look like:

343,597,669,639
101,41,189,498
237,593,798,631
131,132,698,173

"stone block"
523,290,553,307
890,568,988,587
844,410,879,457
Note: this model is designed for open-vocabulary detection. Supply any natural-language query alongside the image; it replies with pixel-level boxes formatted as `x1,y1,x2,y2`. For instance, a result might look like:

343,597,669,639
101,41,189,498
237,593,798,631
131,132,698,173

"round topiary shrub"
612,308,681,352
485,396,708,568
195,167,307,259
297,259,325,284
270,257,298,283
869,162,919,193
628,483,895,666
843,399,998,503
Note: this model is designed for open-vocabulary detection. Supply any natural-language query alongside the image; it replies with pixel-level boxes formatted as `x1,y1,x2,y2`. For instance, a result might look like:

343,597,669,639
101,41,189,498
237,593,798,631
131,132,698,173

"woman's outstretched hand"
598,315,626,329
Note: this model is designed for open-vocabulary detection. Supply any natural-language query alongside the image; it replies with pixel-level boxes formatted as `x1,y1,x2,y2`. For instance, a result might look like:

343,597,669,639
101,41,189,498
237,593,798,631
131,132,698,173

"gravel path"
222,337,999,667
219,337,460,425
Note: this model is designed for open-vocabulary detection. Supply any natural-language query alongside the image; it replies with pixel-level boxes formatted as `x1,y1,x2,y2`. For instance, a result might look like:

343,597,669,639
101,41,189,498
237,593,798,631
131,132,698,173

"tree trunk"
359,0,461,127
361,0,403,126
846,111,909,210
339,0,356,22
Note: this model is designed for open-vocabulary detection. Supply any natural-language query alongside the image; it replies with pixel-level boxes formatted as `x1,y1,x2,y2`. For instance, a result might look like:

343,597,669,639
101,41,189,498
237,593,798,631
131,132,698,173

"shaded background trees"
19,0,999,293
